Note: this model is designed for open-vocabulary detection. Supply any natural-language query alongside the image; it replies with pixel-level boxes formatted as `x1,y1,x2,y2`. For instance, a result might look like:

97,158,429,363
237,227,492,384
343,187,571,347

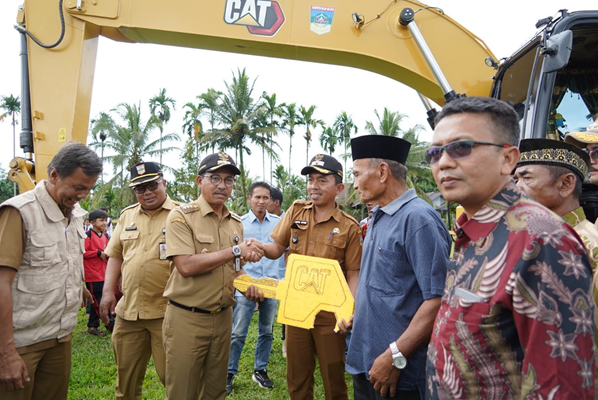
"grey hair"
368,158,407,181
47,141,103,178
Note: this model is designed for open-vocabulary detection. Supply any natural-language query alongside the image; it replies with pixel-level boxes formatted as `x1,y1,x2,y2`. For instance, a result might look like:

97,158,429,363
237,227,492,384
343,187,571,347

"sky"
0,0,596,183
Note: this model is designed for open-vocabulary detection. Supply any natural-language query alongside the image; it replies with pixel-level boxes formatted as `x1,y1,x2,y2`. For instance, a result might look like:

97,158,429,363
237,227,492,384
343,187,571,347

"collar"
137,195,176,215
455,180,518,245
197,195,230,219
244,209,274,223
35,180,86,222
562,206,587,228
303,201,342,223
379,189,417,216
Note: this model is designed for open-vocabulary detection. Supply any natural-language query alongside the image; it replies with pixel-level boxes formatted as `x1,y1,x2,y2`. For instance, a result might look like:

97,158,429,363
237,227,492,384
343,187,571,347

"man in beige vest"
100,161,179,400
0,141,102,400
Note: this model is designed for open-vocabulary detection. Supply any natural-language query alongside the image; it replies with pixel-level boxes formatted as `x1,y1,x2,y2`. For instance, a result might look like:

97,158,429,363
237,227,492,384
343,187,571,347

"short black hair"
435,97,520,146
249,181,272,197
47,141,103,178
270,187,283,204
88,209,108,221
99,206,108,212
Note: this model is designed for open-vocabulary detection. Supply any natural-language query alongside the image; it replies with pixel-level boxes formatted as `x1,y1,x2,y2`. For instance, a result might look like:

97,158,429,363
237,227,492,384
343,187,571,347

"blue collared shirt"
242,210,284,280
346,189,451,395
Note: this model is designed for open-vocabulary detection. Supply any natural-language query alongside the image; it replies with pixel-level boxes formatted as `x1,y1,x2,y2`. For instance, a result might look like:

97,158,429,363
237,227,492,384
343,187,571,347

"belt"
168,300,223,315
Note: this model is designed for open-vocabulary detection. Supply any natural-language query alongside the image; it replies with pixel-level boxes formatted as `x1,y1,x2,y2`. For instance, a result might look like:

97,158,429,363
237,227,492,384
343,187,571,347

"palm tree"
89,111,116,184
333,112,358,180
92,102,180,208
280,102,299,175
149,88,176,166
298,105,324,165
197,88,222,151
365,108,407,137
319,125,338,155
261,92,283,182
206,69,275,204
0,94,21,196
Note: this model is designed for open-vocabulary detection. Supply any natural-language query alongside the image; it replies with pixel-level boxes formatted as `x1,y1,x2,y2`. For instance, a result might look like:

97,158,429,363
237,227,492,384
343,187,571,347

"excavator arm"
13,0,496,189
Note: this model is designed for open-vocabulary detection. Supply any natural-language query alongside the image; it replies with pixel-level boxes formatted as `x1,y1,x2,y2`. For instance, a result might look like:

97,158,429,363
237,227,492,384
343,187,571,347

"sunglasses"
584,147,598,160
425,140,511,164
132,179,162,194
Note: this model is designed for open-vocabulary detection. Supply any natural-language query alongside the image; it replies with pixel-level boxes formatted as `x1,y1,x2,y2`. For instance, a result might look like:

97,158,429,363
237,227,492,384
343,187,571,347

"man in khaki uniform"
0,142,102,400
262,154,362,400
100,161,179,400
164,152,264,400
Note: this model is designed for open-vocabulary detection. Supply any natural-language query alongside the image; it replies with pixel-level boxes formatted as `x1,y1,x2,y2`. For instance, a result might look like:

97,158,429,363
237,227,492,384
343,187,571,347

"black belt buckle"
169,300,222,315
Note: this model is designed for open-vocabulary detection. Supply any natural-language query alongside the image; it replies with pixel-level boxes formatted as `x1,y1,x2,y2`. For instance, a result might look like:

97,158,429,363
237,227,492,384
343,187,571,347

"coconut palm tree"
93,102,180,208
0,94,21,196
333,112,358,180
89,111,116,183
261,91,283,182
280,102,299,175
197,88,222,152
319,125,338,155
149,88,176,166
298,105,324,165
364,108,407,137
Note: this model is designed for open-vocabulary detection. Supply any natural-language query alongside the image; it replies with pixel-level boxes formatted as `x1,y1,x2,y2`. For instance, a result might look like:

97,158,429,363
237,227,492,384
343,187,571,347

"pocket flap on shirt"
121,231,140,240
326,237,347,249
17,272,65,294
30,230,59,247
196,234,214,244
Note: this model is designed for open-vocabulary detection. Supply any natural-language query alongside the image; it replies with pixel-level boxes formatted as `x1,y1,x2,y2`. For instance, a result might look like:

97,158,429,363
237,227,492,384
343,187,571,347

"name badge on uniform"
294,220,308,226
159,228,167,260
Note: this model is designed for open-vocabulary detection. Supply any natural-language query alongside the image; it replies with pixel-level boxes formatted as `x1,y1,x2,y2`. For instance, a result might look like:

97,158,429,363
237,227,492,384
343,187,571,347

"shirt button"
140,265,144,268
310,240,314,244
144,248,147,252
148,232,152,235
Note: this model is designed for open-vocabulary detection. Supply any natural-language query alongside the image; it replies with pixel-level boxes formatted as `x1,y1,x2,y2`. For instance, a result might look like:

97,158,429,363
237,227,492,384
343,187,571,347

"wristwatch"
232,245,241,271
389,342,407,369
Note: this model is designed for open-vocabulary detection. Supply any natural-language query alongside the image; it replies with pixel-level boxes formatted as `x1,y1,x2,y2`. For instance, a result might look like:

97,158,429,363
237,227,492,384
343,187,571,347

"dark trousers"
86,281,114,330
353,373,421,400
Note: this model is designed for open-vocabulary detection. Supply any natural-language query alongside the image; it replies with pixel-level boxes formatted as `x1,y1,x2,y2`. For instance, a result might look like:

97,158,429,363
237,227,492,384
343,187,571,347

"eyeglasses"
132,180,162,194
203,174,235,187
425,140,512,164
584,147,598,160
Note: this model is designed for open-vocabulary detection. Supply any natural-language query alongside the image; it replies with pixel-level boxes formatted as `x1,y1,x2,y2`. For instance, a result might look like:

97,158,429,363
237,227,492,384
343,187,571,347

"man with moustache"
0,141,102,399
261,154,362,400
343,135,451,399
163,152,264,400
227,181,284,394
100,161,180,400
426,97,595,399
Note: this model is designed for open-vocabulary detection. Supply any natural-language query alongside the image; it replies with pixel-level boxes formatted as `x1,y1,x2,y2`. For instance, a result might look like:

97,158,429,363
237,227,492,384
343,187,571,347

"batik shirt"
426,181,595,399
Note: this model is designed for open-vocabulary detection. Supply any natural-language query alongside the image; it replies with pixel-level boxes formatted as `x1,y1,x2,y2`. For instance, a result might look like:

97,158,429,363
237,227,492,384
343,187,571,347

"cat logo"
293,266,331,295
223,0,285,37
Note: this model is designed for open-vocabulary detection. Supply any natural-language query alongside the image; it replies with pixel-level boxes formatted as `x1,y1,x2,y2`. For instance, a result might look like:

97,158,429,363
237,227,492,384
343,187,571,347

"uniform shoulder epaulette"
341,210,360,226
172,200,183,207
120,203,139,214
291,199,310,208
230,212,242,222
180,203,200,214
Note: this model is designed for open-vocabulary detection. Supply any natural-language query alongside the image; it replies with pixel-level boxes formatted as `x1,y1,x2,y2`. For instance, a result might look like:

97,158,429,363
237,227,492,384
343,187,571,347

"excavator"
8,0,598,194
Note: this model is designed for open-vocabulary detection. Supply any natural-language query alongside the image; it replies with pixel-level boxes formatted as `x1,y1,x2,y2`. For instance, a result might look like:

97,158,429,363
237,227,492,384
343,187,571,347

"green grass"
68,309,353,399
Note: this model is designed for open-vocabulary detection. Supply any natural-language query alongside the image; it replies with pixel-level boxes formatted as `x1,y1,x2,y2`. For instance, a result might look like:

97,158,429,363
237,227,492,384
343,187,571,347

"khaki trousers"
287,323,348,400
163,303,233,400
0,340,71,400
111,316,166,400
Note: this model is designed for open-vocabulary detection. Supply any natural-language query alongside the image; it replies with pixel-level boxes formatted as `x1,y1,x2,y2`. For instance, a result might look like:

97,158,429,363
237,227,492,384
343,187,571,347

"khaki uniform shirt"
0,181,86,348
105,196,179,321
164,195,243,312
269,200,362,324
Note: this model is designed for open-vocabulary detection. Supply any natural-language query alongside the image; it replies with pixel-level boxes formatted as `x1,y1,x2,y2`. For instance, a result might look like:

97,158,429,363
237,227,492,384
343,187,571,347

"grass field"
68,309,354,399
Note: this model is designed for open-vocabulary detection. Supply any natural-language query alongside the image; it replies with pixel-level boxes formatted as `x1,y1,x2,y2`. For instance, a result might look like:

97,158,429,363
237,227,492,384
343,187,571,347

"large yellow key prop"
233,254,354,330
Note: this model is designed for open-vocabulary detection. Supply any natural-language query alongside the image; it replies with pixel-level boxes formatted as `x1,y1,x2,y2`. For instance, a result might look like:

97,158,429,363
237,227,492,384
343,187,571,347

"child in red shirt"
84,209,110,336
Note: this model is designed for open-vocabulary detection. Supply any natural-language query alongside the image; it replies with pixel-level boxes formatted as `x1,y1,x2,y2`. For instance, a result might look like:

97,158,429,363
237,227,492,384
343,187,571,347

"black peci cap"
518,139,590,182
129,161,163,187
350,135,411,165
197,152,241,176
300,154,343,180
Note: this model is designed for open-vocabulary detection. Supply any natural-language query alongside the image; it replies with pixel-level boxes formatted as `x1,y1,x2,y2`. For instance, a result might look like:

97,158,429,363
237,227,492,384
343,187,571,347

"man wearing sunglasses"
514,139,598,270
343,135,451,400
426,97,595,399
565,119,598,186
100,161,180,399
163,152,265,400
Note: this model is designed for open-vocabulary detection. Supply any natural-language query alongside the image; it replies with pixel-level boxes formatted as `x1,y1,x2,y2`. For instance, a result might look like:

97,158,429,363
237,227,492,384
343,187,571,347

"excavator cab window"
548,24,598,140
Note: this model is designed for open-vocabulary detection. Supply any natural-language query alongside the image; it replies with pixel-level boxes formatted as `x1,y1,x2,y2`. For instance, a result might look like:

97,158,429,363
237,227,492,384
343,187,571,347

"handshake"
238,239,267,263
